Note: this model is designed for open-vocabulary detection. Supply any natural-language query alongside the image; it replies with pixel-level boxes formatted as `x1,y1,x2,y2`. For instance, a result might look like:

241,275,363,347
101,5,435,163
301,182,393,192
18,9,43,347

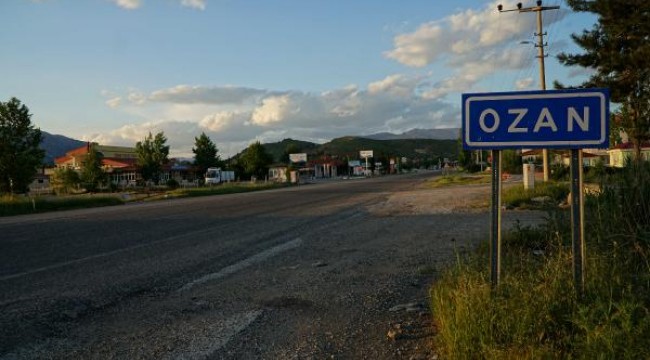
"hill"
40,131,85,165
318,137,457,160
249,136,457,163
364,128,459,141
260,138,319,163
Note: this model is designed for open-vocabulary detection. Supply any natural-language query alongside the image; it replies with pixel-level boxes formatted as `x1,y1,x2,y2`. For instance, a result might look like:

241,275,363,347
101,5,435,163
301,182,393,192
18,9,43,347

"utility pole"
498,0,559,182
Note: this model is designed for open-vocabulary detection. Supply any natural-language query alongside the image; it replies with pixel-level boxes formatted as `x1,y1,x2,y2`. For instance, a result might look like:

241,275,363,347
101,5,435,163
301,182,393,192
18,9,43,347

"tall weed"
431,161,650,359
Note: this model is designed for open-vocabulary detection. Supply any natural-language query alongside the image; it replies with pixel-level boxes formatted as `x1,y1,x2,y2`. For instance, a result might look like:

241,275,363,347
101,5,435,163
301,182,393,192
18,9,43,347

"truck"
204,167,235,185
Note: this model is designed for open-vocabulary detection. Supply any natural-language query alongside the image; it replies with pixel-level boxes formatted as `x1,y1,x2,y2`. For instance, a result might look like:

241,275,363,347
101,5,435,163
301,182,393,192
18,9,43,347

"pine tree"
0,98,45,194
557,0,650,161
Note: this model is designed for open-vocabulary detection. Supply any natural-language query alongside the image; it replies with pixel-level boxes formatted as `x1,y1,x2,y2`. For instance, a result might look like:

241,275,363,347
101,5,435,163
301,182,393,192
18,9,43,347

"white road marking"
179,238,302,292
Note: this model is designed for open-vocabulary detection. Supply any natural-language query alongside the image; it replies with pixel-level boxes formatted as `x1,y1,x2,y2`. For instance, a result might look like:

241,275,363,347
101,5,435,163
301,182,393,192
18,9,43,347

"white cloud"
418,47,529,100
199,111,245,132
323,85,361,117
127,91,147,105
515,77,535,90
91,78,459,158
384,23,447,67
105,97,122,108
110,0,142,10
107,0,206,10
368,74,424,98
250,95,297,126
148,85,266,105
385,1,551,67
180,0,206,10
385,1,565,97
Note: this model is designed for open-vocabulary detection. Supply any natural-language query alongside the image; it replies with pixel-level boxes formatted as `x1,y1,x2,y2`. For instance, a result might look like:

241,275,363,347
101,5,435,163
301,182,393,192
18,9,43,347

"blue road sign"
462,88,609,150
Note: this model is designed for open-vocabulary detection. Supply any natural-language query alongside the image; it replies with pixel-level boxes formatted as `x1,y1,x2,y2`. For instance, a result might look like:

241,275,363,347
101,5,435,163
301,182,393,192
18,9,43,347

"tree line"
0,98,273,194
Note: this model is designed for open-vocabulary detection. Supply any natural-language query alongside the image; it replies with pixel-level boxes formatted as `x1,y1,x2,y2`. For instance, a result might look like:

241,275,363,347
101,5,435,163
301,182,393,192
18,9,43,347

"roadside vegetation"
144,182,288,201
0,182,289,217
0,194,124,217
502,182,570,209
430,162,650,359
426,174,491,188
430,2,650,355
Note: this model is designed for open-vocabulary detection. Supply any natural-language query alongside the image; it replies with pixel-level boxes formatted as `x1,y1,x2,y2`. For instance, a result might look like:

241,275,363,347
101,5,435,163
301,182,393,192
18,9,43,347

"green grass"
426,174,491,188
502,182,570,209
431,231,650,359
429,162,650,359
0,195,125,217
1,182,289,216
158,182,287,200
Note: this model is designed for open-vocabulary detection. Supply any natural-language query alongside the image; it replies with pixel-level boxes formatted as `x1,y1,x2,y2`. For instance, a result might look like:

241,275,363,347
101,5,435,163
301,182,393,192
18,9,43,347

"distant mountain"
364,128,460,141
40,131,85,165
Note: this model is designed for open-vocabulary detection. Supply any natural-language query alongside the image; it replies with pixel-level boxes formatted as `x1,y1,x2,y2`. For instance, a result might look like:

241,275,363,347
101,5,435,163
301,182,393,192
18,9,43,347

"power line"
498,0,560,182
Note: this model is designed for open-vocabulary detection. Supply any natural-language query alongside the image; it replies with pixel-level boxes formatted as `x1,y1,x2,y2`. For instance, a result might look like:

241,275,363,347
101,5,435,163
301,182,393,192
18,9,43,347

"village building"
608,142,650,167
268,164,289,183
55,143,140,187
53,143,203,187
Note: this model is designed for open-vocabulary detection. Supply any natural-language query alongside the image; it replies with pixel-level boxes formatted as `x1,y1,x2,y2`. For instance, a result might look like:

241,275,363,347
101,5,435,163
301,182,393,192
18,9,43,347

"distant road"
0,172,540,359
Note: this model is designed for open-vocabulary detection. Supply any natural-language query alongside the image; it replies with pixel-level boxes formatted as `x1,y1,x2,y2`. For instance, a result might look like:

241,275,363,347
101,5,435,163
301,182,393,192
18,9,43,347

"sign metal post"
462,88,609,292
570,149,586,296
490,150,502,287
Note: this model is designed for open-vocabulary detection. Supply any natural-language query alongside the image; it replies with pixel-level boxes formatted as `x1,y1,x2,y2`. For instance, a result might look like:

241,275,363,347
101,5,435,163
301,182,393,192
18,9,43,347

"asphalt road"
0,172,541,359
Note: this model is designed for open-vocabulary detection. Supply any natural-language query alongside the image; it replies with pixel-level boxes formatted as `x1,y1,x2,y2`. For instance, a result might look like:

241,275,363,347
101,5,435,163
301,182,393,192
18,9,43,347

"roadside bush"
502,182,570,209
432,225,650,358
431,161,650,359
108,182,118,192
551,163,570,181
587,160,650,288
50,168,81,195
463,163,482,173
166,178,179,189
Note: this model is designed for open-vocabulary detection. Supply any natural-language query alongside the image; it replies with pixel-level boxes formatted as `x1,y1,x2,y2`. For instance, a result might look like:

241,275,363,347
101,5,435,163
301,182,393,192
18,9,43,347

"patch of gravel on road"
368,184,490,216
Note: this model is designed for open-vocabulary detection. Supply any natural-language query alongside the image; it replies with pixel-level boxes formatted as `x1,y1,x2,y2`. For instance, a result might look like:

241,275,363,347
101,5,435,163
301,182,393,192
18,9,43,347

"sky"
1,0,597,157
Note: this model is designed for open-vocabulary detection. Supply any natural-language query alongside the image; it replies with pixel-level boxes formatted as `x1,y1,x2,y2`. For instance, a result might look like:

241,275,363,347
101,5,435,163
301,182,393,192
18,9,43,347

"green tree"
241,141,273,180
51,168,80,195
136,131,170,183
80,144,106,192
557,0,650,162
457,136,475,171
192,132,220,175
502,149,523,174
0,97,45,194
